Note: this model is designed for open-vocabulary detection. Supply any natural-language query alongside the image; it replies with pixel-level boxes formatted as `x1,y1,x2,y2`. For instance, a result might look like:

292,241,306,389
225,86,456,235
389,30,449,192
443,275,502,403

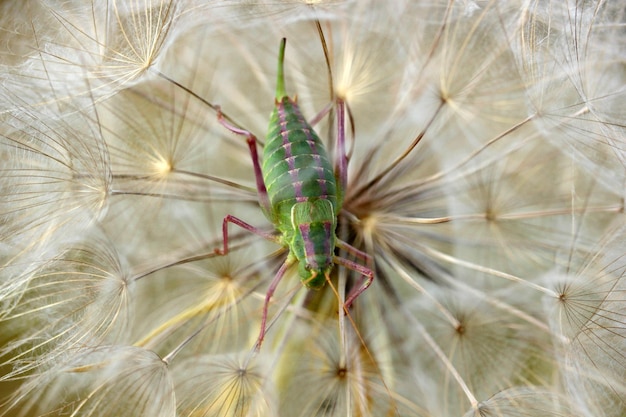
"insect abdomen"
262,97,338,226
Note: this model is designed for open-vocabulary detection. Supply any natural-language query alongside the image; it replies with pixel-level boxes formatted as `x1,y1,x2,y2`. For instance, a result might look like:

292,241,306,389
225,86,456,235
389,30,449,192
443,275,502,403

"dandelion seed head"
358,212,380,240
3,1,626,416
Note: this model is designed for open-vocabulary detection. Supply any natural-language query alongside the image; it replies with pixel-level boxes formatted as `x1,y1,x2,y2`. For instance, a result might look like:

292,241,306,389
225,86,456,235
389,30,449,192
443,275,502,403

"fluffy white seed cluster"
1,1,625,416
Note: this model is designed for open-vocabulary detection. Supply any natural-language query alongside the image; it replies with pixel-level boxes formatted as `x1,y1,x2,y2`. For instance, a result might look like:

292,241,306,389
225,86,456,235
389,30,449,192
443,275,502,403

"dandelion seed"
278,321,404,416
1,0,177,112
0,231,131,383
0,99,111,299
462,387,576,417
174,353,273,417
3,345,175,417
513,0,626,194
543,224,626,417
131,255,268,356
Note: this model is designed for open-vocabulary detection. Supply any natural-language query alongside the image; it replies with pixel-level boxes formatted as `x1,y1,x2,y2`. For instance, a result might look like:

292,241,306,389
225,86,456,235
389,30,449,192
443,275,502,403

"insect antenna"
315,19,335,101
310,19,400,415
152,69,247,136
314,18,356,201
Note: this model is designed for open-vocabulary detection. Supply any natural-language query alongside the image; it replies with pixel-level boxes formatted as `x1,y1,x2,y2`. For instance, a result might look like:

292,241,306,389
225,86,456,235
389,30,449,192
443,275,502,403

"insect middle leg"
214,214,277,256
213,213,289,351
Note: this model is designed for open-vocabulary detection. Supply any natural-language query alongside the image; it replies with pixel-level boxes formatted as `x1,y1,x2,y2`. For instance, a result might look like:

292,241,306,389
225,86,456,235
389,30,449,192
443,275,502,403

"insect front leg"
254,258,293,351
216,106,271,216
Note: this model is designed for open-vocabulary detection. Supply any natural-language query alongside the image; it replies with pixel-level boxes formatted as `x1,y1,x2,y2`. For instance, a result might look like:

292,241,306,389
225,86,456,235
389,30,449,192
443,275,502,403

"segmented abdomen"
262,97,338,229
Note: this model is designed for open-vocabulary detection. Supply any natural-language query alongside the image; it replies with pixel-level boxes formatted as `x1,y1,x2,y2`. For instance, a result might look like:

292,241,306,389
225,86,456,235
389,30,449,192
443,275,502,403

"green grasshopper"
215,38,373,349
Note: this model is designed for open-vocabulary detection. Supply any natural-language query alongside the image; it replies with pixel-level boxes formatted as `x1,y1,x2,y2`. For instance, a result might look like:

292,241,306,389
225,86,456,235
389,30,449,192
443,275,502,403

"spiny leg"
308,98,351,200
214,214,278,256
254,259,293,351
337,238,372,263
216,106,271,215
333,255,374,308
336,239,374,306
308,102,333,127
335,97,348,193
213,213,286,351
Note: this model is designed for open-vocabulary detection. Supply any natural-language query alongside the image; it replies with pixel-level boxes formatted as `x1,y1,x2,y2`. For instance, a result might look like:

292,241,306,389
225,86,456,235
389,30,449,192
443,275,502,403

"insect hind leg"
308,102,333,127
337,238,372,262
216,106,271,215
308,98,351,201
333,254,374,309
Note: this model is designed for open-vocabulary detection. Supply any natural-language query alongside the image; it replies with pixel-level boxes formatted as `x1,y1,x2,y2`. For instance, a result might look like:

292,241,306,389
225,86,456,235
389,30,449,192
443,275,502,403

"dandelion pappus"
215,38,374,350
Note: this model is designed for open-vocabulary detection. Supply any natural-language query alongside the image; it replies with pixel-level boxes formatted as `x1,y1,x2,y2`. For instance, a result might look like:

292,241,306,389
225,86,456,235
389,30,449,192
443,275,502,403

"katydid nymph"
215,38,374,349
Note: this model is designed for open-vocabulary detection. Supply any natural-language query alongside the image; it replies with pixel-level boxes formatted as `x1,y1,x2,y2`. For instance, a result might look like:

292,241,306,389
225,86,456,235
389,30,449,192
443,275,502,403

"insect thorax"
282,199,337,289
